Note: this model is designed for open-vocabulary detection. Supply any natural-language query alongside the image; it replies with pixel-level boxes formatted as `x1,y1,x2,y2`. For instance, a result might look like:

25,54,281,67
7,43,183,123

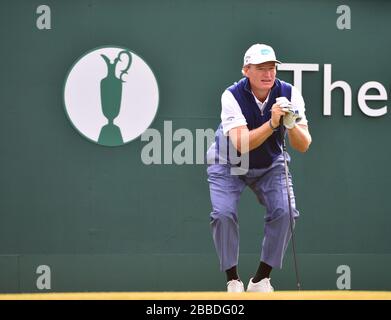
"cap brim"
243,59,282,66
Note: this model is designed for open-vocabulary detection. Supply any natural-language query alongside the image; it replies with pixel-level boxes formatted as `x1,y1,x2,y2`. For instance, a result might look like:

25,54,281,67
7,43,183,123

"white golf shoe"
246,278,274,292
227,279,245,292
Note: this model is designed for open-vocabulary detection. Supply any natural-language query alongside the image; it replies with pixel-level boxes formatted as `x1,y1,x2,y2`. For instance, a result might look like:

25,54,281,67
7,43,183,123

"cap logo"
261,49,271,55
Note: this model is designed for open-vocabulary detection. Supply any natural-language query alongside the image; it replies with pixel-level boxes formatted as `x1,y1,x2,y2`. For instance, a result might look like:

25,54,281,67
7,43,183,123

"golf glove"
275,97,302,129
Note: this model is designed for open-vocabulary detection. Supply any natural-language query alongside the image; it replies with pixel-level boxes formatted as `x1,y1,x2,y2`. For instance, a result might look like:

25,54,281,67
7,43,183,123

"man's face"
243,61,277,92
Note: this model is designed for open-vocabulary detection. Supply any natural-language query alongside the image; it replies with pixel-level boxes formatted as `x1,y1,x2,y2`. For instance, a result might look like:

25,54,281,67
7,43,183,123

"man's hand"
282,108,302,129
275,97,302,129
270,103,287,128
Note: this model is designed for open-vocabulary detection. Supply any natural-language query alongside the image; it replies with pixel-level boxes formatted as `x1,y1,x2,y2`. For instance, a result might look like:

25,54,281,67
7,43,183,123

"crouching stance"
206,44,312,292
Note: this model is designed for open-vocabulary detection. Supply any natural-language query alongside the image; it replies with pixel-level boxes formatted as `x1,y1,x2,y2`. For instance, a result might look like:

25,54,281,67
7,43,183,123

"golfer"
206,44,312,292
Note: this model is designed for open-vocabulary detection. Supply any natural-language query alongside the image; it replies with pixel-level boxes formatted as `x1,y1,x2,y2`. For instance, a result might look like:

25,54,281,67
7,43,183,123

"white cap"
243,44,281,66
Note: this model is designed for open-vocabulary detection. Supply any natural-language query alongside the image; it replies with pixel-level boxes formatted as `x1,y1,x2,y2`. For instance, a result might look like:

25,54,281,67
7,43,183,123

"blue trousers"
207,156,299,272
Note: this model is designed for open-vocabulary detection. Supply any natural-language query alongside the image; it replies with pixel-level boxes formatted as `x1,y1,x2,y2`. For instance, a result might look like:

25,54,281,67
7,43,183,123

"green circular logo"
64,46,159,146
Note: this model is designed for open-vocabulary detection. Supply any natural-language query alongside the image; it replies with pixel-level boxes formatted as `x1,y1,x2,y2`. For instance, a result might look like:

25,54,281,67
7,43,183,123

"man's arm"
229,103,286,153
229,123,272,154
287,124,312,152
285,86,311,153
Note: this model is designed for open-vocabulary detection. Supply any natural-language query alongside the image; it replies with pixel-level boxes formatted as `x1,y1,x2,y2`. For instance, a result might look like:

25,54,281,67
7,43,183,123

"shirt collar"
252,91,270,106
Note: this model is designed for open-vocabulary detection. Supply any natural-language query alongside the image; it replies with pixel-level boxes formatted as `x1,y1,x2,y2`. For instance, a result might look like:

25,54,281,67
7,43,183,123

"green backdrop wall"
0,0,390,292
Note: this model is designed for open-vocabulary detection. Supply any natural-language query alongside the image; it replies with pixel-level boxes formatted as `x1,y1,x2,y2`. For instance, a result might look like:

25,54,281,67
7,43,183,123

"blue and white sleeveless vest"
208,77,292,169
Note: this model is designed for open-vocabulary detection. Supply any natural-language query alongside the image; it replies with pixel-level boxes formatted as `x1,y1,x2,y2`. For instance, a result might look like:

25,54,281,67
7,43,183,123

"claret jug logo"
64,46,159,146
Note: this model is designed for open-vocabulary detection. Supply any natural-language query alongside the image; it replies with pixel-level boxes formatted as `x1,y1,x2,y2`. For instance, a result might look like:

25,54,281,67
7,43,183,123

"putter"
280,116,301,290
